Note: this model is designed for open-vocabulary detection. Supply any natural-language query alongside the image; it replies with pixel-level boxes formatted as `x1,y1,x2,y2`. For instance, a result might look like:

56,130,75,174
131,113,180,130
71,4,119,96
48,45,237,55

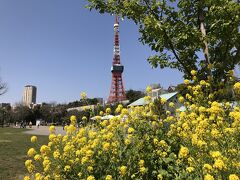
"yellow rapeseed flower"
27,148,36,157
115,107,121,113
99,111,104,116
160,98,167,105
194,78,199,85
210,151,222,159
233,82,240,94
119,166,127,176
82,116,87,121
35,173,43,180
178,96,184,103
211,129,222,138
87,166,94,172
178,146,189,158
146,86,152,94
25,159,32,167
81,156,88,164
70,115,76,121
184,79,190,85
49,134,56,142
139,166,147,174
213,159,226,170
24,176,30,180
124,138,131,145
31,136,37,143
106,108,111,114
86,150,94,157
34,154,41,161
138,160,144,167
81,92,87,99
70,115,77,125
54,174,61,180
87,176,95,180
64,165,71,172
191,70,197,76
53,150,60,159
157,174,163,180
229,174,239,180
49,125,55,133
186,167,195,173
203,164,212,172
204,174,214,180
40,145,50,155
66,124,76,134
159,140,167,147
42,159,50,168
169,102,175,108
121,108,128,115
128,127,135,134
105,175,113,180
197,140,207,148
153,138,158,145
200,80,206,86
103,142,110,151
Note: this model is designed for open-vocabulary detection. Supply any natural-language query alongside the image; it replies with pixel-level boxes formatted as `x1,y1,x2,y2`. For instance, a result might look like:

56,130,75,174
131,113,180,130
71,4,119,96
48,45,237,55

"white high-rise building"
22,85,37,106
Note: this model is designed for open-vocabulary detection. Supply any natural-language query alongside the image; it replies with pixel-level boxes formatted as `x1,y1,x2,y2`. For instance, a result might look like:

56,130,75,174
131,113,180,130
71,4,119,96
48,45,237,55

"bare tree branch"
0,79,7,95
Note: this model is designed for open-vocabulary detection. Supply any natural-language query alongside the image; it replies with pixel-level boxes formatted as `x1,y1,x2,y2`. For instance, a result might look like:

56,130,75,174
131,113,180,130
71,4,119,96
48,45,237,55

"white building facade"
22,85,37,106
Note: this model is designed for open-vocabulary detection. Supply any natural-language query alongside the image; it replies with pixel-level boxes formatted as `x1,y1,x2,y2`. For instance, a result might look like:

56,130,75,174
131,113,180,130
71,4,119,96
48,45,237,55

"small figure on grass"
29,121,32,128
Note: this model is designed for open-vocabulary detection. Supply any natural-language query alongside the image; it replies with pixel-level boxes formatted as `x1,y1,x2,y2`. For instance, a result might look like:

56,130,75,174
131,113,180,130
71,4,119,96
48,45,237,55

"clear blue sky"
0,0,183,105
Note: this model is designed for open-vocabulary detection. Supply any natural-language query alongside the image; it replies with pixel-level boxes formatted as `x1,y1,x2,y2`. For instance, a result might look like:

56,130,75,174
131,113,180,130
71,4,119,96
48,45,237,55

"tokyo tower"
107,16,126,103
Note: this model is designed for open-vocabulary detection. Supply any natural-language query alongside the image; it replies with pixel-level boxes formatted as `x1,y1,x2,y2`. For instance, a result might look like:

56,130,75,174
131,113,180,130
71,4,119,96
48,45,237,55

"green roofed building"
128,92,183,112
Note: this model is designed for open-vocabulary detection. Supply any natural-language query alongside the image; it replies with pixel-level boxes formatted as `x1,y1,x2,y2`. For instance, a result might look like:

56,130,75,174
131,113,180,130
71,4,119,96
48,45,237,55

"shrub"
24,73,239,180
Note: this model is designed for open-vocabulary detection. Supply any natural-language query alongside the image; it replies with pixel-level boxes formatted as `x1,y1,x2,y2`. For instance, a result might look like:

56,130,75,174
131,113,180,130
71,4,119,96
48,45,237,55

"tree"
12,104,34,124
0,78,7,95
38,104,51,123
126,89,145,103
87,0,240,82
67,98,99,108
0,105,12,126
39,103,67,125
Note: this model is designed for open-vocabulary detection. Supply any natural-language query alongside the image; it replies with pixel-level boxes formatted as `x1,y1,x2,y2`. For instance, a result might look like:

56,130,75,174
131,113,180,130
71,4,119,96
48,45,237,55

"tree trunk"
199,9,210,66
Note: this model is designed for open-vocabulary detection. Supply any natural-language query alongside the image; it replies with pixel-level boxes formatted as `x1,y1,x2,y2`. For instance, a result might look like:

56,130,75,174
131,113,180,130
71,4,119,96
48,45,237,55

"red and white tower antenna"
107,16,126,104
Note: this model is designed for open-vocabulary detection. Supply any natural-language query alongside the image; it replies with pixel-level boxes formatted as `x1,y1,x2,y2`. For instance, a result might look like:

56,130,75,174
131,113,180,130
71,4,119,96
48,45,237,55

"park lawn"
0,128,48,180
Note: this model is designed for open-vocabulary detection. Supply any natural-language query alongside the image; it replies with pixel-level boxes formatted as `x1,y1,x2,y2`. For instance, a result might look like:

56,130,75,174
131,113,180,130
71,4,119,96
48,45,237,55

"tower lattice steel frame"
107,16,126,103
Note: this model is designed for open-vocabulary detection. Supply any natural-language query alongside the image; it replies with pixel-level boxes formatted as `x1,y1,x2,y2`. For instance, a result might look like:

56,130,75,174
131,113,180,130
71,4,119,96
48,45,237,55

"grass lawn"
0,128,48,180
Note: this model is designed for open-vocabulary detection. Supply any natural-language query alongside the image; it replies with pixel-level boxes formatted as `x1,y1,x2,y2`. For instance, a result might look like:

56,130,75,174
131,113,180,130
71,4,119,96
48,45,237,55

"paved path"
23,126,66,136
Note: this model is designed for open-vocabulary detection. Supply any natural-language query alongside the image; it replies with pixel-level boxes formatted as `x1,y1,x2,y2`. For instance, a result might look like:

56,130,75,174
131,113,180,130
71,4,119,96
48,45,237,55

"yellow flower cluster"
24,76,239,179
234,82,240,94
80,91,87,99
30,136,37,143
178,146,189,158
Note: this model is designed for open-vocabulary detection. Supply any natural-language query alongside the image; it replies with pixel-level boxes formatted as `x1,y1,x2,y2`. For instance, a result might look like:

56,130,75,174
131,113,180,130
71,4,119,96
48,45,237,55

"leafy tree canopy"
87,0,240,82
126,89,145,103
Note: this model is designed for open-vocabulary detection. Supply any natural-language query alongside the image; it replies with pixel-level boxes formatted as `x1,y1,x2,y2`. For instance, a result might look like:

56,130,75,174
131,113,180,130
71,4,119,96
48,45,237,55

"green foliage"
12,105,35,123
24,78,240,179
152,97,167,119
176,70,237,102
67,98,99,108
86,0,240,82
126,89,145,103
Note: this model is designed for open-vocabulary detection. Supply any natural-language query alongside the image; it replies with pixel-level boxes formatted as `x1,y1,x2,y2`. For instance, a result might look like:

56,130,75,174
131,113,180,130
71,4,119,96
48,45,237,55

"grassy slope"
0,128,48,180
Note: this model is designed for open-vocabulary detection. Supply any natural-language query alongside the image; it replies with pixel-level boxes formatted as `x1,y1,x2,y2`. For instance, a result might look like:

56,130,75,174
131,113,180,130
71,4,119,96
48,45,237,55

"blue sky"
0,0,183,105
